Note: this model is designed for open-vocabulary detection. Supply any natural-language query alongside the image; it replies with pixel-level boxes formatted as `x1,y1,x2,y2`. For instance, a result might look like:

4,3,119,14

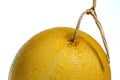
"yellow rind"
9,27,111,80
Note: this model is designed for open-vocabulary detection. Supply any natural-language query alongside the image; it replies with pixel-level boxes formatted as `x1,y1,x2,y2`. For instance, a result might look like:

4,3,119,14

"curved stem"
73,3,110,64
89,10,110,64
72,10,88,42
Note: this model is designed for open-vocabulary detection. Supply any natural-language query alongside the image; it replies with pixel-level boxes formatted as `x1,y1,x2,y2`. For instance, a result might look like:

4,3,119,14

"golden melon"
9,27,111,80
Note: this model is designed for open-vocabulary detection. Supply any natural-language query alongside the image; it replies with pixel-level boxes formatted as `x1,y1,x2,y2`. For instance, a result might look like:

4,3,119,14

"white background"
0,0,120,80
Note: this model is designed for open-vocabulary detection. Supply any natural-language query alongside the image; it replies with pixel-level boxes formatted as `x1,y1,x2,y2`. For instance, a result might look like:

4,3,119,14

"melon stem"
73,0,110,64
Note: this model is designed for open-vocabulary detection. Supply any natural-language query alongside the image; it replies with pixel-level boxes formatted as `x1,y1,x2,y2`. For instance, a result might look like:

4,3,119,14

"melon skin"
9,27,111,80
